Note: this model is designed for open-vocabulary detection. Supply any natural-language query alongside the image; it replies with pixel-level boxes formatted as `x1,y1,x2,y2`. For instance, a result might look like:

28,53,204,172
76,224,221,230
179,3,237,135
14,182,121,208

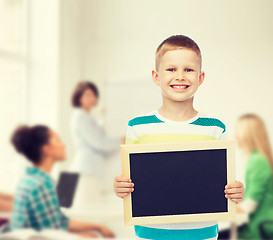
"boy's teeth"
172,85,187,89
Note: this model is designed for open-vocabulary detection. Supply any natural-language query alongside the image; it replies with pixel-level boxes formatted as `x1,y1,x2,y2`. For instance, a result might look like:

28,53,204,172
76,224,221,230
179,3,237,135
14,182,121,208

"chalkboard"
121,140,235,226
56,172,79,208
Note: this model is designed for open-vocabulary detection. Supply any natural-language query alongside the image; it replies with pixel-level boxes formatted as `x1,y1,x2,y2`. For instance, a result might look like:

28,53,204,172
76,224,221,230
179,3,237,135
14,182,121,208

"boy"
114,35,244,239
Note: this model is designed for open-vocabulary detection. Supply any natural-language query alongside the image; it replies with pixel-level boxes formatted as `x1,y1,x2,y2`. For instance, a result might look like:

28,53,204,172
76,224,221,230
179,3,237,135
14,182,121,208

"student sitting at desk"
235,114,273,239
10,125,114,238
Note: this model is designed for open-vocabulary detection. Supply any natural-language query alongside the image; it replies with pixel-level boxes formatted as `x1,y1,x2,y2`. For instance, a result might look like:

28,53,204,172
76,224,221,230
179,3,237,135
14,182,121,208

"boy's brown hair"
156,35,202,70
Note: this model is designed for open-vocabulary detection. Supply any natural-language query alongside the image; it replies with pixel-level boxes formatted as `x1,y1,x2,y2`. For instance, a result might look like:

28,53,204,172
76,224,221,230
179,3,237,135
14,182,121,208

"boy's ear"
152,70,160,86
199,72,205,86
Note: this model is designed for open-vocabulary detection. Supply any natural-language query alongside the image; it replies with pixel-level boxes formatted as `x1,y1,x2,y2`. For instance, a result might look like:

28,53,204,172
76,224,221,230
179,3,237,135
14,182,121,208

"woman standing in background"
235,114,273,239
70,81,124,205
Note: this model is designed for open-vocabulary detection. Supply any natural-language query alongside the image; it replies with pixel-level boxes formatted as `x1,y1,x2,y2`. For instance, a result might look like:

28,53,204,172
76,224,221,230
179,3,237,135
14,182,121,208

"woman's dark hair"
11,125,50,164
71,81,99,107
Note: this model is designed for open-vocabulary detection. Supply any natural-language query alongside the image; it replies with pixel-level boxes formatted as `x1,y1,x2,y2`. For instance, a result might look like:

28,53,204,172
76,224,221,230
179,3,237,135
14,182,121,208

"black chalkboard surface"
130,149,227,217
121,140,235,225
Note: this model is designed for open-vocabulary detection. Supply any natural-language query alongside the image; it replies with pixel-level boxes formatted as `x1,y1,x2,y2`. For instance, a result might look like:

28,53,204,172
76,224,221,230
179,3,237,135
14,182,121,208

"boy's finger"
115,176,132,182
225,181,242,188
117,187,134,193
117,182,134,188
224,188,243,194
225,193,243,199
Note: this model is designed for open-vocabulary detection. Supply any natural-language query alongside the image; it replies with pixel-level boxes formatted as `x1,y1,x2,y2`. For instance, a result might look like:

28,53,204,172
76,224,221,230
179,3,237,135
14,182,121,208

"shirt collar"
25,166,51,181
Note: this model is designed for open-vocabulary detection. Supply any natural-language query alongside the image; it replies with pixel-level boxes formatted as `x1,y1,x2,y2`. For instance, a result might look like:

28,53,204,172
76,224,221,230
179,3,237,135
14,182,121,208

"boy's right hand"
113,176,134,198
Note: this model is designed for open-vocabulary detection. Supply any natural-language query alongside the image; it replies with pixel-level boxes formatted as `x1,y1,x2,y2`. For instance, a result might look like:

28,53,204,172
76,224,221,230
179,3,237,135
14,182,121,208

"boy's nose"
176,72,185,81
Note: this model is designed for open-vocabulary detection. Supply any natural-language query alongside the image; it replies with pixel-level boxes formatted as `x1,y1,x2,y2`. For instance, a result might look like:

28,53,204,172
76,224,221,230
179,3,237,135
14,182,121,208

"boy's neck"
158,97,198,122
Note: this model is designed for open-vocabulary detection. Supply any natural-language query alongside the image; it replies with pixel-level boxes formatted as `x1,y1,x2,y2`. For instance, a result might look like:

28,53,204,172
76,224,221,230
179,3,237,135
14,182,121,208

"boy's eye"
185,68,193,72
167,68,175,72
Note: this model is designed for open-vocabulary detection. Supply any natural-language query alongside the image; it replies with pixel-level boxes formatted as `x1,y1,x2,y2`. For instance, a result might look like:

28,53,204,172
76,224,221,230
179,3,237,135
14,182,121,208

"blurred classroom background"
0,0,273,239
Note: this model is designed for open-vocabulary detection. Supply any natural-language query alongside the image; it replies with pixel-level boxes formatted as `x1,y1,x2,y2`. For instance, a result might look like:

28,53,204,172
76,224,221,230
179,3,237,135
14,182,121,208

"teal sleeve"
246,156,272,202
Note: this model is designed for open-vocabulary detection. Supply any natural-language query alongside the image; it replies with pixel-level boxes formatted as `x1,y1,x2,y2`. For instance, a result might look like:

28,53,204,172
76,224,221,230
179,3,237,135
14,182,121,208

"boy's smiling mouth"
170,84,190,91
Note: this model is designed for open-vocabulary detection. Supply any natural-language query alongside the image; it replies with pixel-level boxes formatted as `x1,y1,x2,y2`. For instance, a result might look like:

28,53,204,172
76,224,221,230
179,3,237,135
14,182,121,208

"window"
0,0,26,193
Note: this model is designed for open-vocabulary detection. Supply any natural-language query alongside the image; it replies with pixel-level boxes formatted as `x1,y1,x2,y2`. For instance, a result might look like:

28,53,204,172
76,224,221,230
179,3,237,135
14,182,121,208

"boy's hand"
224,181,245,203
113,175,134,198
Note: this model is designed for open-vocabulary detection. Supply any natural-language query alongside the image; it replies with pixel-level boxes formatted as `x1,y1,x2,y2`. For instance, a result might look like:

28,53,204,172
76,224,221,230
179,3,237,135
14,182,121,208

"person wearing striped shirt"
113,35,245,240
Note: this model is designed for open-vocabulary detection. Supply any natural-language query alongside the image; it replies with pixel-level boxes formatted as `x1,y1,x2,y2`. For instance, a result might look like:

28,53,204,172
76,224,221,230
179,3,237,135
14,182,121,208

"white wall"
26,0,60,128
57,0,83,171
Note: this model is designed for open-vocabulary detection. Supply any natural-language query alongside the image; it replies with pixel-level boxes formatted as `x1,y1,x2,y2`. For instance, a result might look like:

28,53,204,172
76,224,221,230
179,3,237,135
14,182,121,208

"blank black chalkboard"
130,149,227,218
121,140,235,225
57,172,79,208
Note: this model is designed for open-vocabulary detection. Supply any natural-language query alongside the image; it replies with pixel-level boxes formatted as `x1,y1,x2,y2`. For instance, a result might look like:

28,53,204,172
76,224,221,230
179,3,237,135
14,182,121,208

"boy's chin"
162,94,194,103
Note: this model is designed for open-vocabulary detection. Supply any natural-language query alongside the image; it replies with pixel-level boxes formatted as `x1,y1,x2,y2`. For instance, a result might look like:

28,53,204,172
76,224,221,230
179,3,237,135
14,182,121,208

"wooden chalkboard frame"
121,140,236,226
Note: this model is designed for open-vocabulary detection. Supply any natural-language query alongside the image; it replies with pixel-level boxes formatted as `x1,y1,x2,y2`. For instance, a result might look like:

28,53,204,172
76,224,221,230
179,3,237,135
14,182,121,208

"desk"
1,229,88,240
61,196,135,239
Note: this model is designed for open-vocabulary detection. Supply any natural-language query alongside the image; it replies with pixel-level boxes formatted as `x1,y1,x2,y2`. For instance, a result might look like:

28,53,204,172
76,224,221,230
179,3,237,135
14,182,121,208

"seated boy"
114,35,244,239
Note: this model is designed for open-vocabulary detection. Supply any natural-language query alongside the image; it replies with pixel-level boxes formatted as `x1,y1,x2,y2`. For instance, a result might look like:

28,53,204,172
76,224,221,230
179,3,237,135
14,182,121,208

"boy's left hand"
224,181,245,203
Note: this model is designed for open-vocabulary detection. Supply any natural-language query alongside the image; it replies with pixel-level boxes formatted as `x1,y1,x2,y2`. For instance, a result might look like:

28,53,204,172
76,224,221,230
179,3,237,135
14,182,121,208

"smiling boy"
114,35,244,239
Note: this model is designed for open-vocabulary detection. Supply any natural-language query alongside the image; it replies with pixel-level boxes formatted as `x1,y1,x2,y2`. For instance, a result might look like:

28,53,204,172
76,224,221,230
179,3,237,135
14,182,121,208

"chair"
56,172,79,208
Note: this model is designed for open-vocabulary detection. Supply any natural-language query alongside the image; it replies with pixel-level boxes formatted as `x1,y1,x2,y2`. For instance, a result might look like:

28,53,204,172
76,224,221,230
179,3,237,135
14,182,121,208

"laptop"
56,172,79,208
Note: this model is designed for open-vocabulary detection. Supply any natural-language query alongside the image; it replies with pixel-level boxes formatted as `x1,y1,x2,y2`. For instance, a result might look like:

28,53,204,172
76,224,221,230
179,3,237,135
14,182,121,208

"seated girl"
10,125,114,238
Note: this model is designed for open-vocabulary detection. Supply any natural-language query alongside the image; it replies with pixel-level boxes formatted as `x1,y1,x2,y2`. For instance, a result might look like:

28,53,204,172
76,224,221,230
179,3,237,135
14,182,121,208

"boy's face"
152,49,204,103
